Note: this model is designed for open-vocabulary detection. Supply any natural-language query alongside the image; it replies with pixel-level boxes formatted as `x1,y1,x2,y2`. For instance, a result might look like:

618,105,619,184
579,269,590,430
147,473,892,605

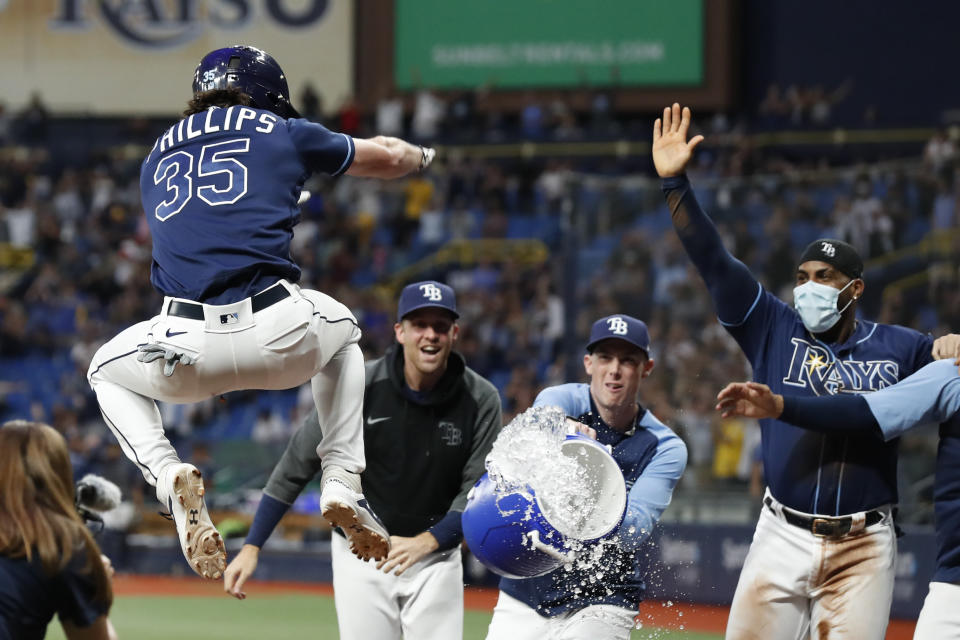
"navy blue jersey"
0,551,108,640
140,107,354,304
499,383,687,617
663,175,932,515
864,358,960,582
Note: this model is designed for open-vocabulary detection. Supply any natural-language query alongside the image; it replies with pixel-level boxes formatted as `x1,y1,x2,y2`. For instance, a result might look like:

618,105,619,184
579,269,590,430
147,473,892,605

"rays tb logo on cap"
398,280,460,320
586,314,650,353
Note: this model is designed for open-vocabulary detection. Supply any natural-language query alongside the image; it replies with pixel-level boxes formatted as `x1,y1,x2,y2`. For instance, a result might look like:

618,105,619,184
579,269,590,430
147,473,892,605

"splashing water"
486,405,598,537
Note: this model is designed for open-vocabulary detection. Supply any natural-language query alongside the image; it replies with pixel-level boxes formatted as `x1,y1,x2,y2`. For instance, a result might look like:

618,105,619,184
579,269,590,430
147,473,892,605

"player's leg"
88,317,225,579
310,338,389,559
398,548,464,640
725,502,812,640
87,318,189,483
279,287,388,558
330,533,402,640
913,581,960,639
808,516,896,640
255,286,366,473
556,604,636,640
485,591,553,640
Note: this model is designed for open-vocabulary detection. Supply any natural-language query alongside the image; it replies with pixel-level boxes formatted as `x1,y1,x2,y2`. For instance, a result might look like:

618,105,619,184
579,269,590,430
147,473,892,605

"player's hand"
652,103,704,178
565,418,597,440
932,334,960,360
224,544,260,600
715,382,784,419
375,532,438,576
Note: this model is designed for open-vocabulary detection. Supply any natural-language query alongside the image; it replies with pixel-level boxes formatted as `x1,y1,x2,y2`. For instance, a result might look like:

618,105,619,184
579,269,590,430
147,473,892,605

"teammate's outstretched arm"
717,359,960,440
653,104,763,338
347,136,435,179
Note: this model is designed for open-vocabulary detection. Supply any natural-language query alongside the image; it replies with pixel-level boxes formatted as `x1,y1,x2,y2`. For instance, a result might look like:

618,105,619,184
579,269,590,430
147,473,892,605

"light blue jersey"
500,383,687,616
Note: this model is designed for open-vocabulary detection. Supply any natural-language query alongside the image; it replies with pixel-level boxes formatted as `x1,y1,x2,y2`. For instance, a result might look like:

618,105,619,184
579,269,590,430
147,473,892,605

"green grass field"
45,594,721,639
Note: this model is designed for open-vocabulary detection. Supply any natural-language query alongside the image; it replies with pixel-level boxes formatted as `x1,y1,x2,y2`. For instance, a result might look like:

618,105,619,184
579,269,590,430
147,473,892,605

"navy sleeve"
912,333,935,372
56,551,110,628
286,119,355,176
661,175,763,327
427,511,464,551
245,494,292,548
780,394,883,438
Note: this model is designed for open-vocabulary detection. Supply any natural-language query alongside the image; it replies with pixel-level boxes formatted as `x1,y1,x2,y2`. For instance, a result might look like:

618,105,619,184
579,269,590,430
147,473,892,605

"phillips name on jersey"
140,106,354,305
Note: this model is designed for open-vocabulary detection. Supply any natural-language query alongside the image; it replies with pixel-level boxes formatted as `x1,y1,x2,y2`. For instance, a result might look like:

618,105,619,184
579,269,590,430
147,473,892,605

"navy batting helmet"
192,45,300,119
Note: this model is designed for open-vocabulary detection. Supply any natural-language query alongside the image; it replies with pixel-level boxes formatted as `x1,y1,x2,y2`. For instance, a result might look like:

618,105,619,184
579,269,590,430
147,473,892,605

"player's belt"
167,285,291,320
764,496,884,538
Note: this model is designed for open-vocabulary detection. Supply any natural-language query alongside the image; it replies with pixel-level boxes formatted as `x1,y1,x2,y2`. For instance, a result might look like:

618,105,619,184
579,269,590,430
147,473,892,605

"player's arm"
287,120,434,179
224,410,325,598
716,359,960,440
615,435,687,551
653,104,762,328
346,136,435,179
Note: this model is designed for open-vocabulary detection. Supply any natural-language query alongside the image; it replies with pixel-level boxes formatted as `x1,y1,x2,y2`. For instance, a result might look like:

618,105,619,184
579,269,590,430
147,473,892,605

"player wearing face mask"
792,240,863,337
652,103,951,640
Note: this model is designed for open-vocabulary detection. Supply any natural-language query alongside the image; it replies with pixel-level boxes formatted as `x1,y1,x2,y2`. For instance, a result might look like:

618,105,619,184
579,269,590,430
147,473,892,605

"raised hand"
652,103,705,178
715,382,784,420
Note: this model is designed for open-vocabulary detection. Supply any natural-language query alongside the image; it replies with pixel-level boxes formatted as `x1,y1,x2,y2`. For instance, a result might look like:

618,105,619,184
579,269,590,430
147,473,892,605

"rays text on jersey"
782,337,899,395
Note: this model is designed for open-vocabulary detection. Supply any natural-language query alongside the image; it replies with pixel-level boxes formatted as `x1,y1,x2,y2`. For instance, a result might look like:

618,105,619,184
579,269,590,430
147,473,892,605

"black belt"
167,285,290,320
764,496,884,538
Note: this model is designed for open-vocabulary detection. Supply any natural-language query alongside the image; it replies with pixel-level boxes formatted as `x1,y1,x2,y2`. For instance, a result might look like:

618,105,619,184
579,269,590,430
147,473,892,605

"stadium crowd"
0,95,956,525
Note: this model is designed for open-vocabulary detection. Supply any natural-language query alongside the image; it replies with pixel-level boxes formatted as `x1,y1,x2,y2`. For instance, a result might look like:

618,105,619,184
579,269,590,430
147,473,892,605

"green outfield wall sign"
395,0,704,89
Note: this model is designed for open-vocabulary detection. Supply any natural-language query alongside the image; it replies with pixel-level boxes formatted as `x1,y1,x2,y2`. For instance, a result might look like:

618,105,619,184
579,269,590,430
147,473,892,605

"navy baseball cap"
798,238,863,279
398,281,459,320
586,314,650,354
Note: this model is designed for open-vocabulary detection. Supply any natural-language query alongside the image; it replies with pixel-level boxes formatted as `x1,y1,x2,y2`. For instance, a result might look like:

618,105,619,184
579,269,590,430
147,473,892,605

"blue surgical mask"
793,279,856,334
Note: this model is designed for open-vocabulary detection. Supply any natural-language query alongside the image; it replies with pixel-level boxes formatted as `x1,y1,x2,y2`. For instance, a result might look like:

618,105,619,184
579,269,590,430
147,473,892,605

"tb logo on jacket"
438,421,462,446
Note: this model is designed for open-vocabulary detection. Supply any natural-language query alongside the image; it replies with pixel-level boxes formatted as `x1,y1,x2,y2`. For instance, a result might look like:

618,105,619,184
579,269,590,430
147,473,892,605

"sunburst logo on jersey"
804,353,829,377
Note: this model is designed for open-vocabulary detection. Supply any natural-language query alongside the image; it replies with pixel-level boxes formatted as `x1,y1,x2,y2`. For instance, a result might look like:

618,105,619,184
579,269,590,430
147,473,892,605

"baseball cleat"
321,479,390,562
165,463,226,579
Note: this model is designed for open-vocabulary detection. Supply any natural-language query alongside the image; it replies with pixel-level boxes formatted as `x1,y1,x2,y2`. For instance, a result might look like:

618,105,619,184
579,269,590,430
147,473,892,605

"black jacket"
263,345,501,541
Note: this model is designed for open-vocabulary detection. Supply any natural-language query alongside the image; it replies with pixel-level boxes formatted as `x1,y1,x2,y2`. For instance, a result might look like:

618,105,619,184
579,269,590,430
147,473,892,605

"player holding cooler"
652,103,949,640
224,281,502,640
485,315,687,640
87,45,436,580
716,354,960,639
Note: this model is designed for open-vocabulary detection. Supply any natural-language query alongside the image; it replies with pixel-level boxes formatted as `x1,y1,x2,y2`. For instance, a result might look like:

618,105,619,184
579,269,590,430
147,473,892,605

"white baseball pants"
913,581,960,639
87,281,366,502
725,490,896,640
485,591,636,640
330,531,464,640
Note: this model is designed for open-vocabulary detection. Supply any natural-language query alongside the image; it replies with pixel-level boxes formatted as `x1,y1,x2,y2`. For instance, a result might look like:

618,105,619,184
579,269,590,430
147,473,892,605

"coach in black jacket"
224,280,502,640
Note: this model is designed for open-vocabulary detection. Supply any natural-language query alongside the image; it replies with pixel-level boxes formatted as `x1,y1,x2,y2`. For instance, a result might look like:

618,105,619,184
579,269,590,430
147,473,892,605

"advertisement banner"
0,0,353,115
394,0,703,90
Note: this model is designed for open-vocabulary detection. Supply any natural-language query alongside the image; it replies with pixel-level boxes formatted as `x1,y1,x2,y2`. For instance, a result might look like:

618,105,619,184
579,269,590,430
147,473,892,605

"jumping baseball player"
86,45,436,580
222,281,502,640
716,355,960,639
485,315,687,640
653,103,941,639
